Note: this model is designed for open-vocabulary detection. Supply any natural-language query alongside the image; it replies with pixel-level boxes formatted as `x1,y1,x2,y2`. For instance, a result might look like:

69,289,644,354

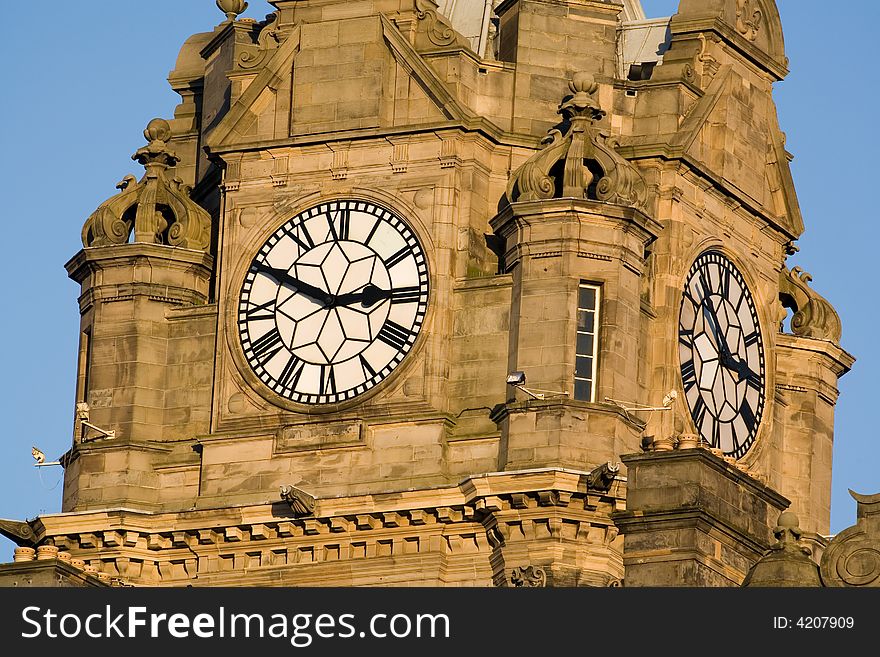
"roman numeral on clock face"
377,320,414,350
384,246,410,269
359,354,377,379
740,399,756,431
277,355,305,389
681,359,697,392
245,299,276,321
251,328,284,362
692,395,707,429
391,286,422,304
319,365,336,396
720,267,732,298
679,329,694,348
284,222,315,252
329,208,350,241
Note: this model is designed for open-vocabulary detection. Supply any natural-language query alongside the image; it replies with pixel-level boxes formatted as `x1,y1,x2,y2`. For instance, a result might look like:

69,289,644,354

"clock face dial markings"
678,251,765,459
238,200,429,405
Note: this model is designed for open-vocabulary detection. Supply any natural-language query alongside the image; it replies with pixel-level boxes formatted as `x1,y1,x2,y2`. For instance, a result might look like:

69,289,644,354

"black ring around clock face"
238,200,429,405
678,251,765,458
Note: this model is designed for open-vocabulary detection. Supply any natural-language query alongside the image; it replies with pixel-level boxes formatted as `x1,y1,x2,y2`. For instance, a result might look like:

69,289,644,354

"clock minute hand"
701,300,730,360
254,264,332,305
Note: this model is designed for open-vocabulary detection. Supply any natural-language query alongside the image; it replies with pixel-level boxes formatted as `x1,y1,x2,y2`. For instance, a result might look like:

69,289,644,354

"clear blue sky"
0,1,875,562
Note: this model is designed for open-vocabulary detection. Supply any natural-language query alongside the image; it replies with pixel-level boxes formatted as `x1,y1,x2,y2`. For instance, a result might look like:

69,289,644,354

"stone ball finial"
777,511,800,530
144,118,172,144
216,0,248,21
569,72,599,97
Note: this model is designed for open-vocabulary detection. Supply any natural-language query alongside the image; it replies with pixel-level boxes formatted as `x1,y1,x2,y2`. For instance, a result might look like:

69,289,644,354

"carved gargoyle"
81,119,211,252
506,72,648,211
280,484,317,518
779,266,842,343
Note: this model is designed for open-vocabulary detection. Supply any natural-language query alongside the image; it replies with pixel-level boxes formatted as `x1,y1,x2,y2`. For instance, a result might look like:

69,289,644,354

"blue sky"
0,1,875,562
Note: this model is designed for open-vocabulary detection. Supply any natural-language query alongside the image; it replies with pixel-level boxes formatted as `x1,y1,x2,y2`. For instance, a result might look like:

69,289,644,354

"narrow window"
79,327,93,404
574,283,600,401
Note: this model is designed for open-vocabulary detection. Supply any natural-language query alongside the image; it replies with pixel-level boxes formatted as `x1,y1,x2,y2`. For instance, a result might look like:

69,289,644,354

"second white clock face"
238,200,429,405
679,251,765,459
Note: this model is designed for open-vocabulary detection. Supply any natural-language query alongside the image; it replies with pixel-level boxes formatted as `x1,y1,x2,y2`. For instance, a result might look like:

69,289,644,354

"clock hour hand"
253,263,332,305
332,284,391,308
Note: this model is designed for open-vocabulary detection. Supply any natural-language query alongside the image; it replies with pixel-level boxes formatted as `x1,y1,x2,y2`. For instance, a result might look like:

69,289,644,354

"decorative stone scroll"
820,491,880,587
506,72,648,211
778,267,842,343
510,565,547,587
238,12,282,70
81,119,212,252
415,0,459,47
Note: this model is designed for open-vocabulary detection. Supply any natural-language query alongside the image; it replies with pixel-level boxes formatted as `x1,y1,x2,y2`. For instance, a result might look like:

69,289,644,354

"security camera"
506,371,527,386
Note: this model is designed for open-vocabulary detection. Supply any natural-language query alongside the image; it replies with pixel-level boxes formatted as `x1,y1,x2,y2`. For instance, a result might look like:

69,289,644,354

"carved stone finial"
280,484,317,518
217,0,248,22
81,119,212,251
773,512,810,554
560,72,604,122
742,511,821,587
134,118,179,169
779,267,842,343
506,73,647,210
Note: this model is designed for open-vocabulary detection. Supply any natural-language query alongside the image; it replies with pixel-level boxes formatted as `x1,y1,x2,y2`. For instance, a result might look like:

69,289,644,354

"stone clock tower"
0,0,855,587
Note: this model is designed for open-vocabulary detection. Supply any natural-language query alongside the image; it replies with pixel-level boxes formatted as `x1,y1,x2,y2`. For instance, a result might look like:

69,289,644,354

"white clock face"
238,200,429,405
678,251,765,458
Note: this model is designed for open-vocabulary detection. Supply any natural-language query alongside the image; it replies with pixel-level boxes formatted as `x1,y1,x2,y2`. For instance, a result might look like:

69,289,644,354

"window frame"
574,281,601,403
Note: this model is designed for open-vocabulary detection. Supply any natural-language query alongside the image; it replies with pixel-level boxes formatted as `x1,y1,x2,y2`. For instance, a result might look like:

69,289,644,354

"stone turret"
62,119,215,512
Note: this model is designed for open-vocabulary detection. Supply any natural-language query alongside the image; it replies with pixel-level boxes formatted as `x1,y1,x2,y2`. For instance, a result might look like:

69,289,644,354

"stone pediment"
664,65,804,240
205,6,478,154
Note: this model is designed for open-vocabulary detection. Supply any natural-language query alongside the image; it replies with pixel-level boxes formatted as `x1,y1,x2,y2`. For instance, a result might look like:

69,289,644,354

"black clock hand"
253,263,332,305
701,300,731,361
333,284,391,308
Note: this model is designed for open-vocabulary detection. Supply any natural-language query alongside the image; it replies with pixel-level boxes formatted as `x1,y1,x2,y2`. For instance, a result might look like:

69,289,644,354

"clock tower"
2,0,854,587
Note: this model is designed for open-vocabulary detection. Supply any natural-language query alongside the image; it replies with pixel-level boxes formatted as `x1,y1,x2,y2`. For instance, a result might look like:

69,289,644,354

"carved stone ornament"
506,72,648,211
736,0,762,41
238,12,281,70
742,511,822,587
217,0,248,22
0,519,38,547
415,0,459,47
81,119,211,251
820,491,880,587
510,565,547,587
280,485,317,518
778,266,842,343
